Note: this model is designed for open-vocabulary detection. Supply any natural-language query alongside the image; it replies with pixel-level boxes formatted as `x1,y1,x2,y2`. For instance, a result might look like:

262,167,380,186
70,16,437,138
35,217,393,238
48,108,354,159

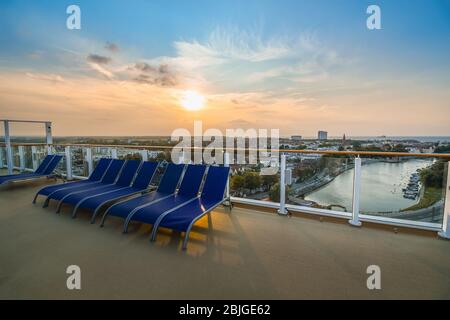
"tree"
243,172,262,191
420,160,447,188
261,174,278,190
268,182,291,202
391,144,407,152
231,175,245,191
435,145,450,153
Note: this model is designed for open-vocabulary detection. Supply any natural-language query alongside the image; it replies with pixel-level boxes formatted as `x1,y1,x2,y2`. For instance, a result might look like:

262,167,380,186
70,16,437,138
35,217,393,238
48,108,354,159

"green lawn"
401,186,443,212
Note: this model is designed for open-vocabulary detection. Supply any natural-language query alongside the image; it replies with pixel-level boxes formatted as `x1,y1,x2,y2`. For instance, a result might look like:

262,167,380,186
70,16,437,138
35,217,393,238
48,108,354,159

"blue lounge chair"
0,155,53,179
0,155,63,186
150,166,230,249
56,159,141,214
43,159,125,209
99,162,185,228
71,161,159,222
33,158,112,204
119,164,207,233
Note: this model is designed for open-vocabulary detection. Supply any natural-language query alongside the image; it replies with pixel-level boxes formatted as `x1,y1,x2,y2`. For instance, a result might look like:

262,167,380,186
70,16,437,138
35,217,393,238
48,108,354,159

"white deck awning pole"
45,122,53,155
278,154,288,215
438,161,450,239
349,156,362,227
4,120,13,174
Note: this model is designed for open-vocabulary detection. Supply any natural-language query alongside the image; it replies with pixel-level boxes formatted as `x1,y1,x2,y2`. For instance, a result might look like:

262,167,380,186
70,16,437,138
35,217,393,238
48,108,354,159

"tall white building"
318,130,328,140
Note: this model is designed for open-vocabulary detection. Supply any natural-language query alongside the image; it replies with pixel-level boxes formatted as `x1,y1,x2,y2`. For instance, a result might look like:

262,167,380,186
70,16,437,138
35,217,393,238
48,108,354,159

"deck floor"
0,176,449,299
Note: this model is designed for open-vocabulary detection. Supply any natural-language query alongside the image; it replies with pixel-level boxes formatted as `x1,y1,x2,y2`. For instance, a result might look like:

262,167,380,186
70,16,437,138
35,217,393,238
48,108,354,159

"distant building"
318,131,328,140
291,135,303,141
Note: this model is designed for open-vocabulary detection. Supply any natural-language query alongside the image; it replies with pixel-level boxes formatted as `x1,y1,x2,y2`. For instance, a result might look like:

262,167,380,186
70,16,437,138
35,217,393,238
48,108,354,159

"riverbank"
400,186,443,212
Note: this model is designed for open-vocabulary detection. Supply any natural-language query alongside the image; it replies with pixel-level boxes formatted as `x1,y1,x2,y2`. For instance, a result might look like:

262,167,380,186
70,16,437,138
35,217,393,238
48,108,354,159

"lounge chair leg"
123,220,130,234
91,208,101,224
72,202,81,219
32,194,38,204
55,201,63,213
43,198,50,208
182,230,191,250
99,211,109,228
150,226,158,242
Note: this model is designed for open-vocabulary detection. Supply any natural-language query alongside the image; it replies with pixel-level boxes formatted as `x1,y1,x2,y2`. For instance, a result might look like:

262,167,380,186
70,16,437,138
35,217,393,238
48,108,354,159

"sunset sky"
0,0,449,137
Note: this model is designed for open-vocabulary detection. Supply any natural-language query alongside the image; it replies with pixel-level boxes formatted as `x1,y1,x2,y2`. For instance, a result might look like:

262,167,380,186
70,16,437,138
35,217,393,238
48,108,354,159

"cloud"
25,72,64,83
104,42,119,52
130,62,178,86
87,62,114,79
134,62,157,73
86,54,114,79
87,54,111,65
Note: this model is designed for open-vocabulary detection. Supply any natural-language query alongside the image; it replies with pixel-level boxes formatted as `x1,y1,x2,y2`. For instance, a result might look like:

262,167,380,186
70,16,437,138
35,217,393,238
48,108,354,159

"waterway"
305,159,434,213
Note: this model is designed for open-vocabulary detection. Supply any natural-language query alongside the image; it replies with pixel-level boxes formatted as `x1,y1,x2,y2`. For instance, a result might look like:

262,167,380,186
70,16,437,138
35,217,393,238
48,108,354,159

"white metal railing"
0,142,449,238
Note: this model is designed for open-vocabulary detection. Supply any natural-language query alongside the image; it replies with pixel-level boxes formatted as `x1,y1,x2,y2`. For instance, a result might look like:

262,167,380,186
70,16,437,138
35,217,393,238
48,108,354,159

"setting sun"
180,90,205,111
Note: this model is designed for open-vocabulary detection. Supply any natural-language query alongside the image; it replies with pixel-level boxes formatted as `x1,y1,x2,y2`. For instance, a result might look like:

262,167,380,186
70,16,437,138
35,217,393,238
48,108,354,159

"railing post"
278,154,288,215
4,120,13,174
31,146,38,170
223,151,231,207
349,156,362,227
0,146,3,168
178,150,185,164
140,149,148,161
438,161,450,239
18,145,25,171
85,148,93,176
111,148,118,159
65,146,73,180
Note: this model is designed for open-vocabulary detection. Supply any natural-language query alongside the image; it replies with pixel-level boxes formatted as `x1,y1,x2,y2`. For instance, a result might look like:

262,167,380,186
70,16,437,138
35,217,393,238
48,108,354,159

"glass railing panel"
360,156,446,224
116,148,142,160
33,145,48,168
91,146,113,168
23,145,33,170
71,146,88,177
230,162,280,205
52,145,67,175
8,122,47,145
295,154,354,213
12,146,20,168
147,149,171,163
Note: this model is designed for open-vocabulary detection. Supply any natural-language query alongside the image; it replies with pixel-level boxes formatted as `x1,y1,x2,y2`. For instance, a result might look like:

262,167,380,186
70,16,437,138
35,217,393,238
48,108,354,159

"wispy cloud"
87,62,114,79
25,72,65,83
87,54,111,65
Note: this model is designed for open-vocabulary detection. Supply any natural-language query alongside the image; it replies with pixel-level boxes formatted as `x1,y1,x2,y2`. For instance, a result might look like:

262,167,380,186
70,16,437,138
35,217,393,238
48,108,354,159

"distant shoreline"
3,135,450,142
